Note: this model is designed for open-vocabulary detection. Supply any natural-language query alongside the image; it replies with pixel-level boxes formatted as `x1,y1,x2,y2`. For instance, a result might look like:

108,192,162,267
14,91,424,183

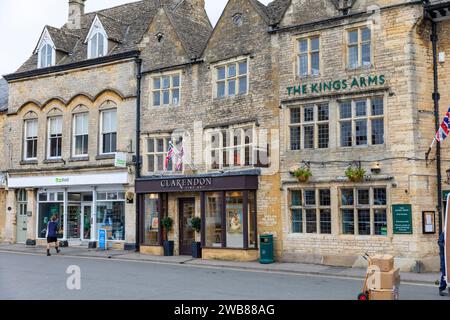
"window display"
37,191,64,239
226,191,244,248
96,191,125,241
205,192,223,247
143,193,163,245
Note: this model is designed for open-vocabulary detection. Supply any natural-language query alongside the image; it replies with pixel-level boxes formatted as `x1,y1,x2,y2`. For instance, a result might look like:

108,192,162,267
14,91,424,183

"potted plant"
161,216,174,256
190,217,202,258
345,167,366,182
293,167,313,183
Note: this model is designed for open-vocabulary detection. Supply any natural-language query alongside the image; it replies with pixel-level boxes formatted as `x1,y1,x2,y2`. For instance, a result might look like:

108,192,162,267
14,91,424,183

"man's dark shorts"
47,237,58,243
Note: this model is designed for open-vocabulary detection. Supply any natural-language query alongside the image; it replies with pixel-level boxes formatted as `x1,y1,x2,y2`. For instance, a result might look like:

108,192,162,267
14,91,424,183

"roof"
266,0,292,25
11,0,212,75
0,78,9,112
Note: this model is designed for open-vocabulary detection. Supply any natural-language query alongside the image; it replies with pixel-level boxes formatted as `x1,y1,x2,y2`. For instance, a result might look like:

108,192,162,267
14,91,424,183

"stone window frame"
288,103,330,150
206,123,256,171
289,188,332,235
338,96,385,148
72,111,90,158
23,116,39,161
99,108,117,155
295,35,321,77
46,115,63,160
339,186,388,236
345,24,373,70
150,72,182,108
145,134,184,174
212,56,249,100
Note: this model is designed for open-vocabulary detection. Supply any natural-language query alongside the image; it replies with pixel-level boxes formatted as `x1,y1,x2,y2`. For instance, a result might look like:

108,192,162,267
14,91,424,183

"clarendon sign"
287,74,386,97
160,177,213,190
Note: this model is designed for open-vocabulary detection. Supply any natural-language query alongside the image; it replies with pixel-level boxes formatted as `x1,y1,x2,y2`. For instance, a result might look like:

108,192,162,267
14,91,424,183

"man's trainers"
439,290,448,296
56,248,60,254
47,252,51,257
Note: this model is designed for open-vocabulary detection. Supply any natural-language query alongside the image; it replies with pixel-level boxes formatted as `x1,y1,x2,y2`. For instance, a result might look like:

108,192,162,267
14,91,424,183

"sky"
0,0,271,76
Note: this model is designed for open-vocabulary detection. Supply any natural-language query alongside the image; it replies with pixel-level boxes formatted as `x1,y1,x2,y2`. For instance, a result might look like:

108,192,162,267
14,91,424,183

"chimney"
68,0,86,30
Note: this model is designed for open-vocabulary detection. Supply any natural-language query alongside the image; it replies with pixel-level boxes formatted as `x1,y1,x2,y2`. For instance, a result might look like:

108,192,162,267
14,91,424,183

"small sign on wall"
392,204,413,234
27,211,32,217
422,211,436,234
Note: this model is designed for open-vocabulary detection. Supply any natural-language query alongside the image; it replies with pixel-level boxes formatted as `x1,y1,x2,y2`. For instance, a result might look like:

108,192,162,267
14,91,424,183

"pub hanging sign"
286,74,386,97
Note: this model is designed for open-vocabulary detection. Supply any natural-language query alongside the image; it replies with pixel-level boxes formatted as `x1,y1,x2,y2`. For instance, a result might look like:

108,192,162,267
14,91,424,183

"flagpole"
170,141,195,170
426,137,437,162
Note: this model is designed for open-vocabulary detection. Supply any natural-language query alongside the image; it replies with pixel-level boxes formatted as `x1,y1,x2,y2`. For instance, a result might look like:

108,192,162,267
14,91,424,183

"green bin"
259,234,274,264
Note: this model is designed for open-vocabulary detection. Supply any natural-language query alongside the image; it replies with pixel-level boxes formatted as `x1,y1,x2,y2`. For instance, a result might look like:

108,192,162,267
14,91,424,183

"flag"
436,107,450,142
165,141,174,169
175,145,184,171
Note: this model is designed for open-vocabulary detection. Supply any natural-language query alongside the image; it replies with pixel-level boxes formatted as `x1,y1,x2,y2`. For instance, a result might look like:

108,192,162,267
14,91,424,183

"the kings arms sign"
287,74,386,97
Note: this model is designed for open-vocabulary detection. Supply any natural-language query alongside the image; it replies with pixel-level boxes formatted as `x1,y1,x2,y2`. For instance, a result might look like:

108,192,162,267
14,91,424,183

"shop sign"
160,177,213,191
286,74,386,97
55,177,70,184
115,152,127,168
392,204,413,234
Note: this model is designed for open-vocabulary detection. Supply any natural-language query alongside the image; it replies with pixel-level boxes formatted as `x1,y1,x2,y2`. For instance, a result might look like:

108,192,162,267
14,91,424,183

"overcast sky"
0,0,271,76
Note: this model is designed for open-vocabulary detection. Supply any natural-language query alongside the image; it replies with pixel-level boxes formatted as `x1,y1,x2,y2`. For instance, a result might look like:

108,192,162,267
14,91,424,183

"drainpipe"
431,21,443,235
135,58,142,251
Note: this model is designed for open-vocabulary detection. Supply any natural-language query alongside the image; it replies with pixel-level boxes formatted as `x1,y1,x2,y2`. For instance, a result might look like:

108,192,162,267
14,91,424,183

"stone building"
1,0,449,270
0,77,8,241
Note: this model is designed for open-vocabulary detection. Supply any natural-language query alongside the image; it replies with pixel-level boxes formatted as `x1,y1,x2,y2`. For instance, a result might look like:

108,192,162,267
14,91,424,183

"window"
39,43,54,68
17,189,28,217
89,32,107,59
290,189,332,234
143,194,167,246
100,109,117,154
289,103,329,150
347,27,371,69
24,119,38,160
209,126,254,170
216,60,248,98
298,37,320,76
48,117,62,158
339,97,384,147
96,191,125,241
147,137,183,173
73,113,89,156
37,191,64,239
340,187,388,236
152,74,181,107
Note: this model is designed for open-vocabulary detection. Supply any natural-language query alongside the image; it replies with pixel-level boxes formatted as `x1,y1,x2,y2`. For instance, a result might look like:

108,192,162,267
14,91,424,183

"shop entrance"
67,192,93,242
179,198,195,255
16,190,28,244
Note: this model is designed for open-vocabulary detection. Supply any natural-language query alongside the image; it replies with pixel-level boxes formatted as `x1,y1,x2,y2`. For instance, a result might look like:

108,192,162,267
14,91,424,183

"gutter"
141,59,203,75
3,50,141,82
135,57,142,252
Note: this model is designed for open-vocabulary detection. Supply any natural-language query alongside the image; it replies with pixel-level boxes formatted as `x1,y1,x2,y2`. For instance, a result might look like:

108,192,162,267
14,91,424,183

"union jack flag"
165,141,175,169
176,146,184,171
436,107,450,142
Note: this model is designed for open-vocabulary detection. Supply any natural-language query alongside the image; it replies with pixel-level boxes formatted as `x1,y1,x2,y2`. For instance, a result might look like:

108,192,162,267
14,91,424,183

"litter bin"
260,234,274,264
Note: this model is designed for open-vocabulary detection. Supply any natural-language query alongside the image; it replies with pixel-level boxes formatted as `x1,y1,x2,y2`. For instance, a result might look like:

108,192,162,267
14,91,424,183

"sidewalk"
0,243,440,286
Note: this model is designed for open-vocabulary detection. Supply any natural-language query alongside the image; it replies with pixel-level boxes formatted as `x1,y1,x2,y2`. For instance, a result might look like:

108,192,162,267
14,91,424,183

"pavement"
0,243,441,286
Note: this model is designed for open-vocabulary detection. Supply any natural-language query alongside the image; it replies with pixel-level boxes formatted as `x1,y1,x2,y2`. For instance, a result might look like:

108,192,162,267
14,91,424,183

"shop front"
7,172,131,247
136,171,260,261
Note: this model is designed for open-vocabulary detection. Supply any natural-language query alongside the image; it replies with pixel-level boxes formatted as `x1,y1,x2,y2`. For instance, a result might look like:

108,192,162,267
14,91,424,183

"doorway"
16,190,28,244
179,198,195,255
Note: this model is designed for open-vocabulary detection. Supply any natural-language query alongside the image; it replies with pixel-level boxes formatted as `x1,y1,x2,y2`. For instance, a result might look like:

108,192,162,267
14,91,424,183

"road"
0,251,445,300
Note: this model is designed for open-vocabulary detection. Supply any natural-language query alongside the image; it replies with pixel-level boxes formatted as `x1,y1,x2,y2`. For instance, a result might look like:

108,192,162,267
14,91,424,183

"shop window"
205,192,223,247
203,190,256,249
152,74,181,107
73,113,89,156
297,36,320,76
47,117,62,158
340,187,387,236
147,136,183,173
37,191,64,239
289,189,331,234
96,191,125,241
347,27,371,69
24,119,38,160
215,60,248,99
339,97,384,148
100,109,117,154
143,194,167,246
289,103,329,150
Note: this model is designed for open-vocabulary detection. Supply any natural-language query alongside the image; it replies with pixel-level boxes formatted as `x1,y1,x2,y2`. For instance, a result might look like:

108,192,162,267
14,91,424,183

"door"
179,198,195,255
82,205,92,241
16,191,28,243
67,205,81,239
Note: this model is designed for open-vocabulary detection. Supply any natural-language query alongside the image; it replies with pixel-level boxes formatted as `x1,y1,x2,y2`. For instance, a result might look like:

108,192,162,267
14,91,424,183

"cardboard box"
369,254,395,272
371,287,399,301
367,268,401,290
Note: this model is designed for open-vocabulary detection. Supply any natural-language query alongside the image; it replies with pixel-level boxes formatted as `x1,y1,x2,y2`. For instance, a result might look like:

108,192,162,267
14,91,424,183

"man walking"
46,215,61,256
439,232,448,296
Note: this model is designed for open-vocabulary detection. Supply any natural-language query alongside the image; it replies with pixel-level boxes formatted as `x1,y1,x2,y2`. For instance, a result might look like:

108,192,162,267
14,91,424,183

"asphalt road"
0,251,445,300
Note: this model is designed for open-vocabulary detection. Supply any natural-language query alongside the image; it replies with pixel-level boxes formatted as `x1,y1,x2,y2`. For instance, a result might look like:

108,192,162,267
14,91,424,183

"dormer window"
36,28,56,68
86,15,108,59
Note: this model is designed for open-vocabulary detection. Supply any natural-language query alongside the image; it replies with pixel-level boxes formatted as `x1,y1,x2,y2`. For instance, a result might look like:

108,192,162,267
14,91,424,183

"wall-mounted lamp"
370,162,381,174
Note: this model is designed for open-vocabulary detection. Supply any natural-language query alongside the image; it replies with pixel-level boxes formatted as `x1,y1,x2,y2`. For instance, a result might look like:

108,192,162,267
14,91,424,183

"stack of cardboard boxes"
367,254,400,300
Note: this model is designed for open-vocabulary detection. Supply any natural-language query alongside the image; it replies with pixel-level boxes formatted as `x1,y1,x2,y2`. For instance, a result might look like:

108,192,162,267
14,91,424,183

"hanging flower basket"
293,167,312,183
345,167,366,182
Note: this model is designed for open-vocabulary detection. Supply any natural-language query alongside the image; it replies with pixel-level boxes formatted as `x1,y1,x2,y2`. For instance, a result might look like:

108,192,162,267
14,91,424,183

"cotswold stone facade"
1,0,448,269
